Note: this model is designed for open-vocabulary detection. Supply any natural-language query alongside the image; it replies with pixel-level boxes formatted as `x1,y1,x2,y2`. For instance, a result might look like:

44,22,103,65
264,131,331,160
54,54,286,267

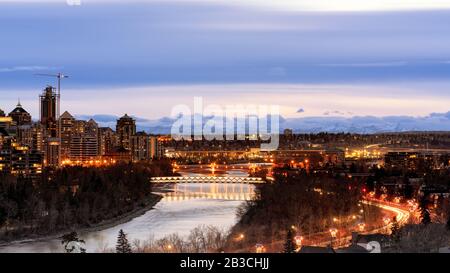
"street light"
165,244,173,253
329,228,338,247
294,236,304,249
358,223,366,232
255,244,266,253
329,228,338,238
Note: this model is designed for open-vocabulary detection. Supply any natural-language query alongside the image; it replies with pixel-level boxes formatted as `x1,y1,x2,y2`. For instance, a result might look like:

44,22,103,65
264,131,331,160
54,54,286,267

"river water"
0,168,254,253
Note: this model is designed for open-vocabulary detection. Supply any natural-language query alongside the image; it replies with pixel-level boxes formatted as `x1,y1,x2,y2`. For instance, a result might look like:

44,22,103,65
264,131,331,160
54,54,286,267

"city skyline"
2,83,450,134
2,1,450,257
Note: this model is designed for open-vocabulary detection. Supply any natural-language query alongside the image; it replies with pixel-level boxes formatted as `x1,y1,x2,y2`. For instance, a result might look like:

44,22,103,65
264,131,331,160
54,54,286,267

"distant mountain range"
76,111,450,135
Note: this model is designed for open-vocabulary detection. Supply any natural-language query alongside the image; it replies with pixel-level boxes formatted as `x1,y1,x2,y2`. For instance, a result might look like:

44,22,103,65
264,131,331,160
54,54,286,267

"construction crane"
35,72,69,98
35,73,69,166
35,72,69,122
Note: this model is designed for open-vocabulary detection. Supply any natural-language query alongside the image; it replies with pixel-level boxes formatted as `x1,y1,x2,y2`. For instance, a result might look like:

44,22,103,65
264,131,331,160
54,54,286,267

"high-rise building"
0,126,11,153
69,119,99,163
150,136,160,159
8,101,33,147
31,123,45,153
70,135,99,163
8,101,32,126
98,127,117,156
0,116,13,130
40,86,58,137
40,86,60,167
0,137,42,178
44,138,60,167
131,132,150,161
60,111,75,161
116,114,136,151
86,119,99,136
283,128,293,137
16,124,33,148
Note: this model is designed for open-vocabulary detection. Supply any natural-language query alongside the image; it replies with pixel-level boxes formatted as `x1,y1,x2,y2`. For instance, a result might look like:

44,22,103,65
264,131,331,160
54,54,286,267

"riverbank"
0,193,162,248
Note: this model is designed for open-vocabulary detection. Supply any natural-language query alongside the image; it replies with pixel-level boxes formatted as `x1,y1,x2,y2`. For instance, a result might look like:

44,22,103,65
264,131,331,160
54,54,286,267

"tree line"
228,166,376,249
0,160,173,241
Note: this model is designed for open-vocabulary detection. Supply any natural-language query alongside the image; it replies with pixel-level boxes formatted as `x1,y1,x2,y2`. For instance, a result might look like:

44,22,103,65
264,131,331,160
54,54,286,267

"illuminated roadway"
232,197,412,252
312,198,411,248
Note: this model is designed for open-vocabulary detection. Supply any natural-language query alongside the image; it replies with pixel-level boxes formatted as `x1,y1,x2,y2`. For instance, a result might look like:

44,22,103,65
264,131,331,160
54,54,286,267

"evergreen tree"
61,231,86,253
446,214,450,231
283,228,296,253
419,195,431,225
116,229,132,253
390,216,400,243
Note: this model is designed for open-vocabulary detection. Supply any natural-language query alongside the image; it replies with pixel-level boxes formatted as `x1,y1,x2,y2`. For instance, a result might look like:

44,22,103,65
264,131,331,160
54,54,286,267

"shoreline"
0,193,162,248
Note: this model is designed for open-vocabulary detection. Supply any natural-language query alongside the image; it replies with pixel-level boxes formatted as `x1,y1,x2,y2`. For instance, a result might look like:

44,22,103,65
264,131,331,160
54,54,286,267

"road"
232,197,412,252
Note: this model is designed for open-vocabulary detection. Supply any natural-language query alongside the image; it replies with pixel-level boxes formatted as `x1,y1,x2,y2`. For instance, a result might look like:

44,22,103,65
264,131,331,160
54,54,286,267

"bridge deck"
150,176,265,184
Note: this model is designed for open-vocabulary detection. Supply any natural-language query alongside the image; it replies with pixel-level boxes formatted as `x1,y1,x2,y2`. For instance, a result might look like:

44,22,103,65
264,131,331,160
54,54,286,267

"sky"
1,0,450,131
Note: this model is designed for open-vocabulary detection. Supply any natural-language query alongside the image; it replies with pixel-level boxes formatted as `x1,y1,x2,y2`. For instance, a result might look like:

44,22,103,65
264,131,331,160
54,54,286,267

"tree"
61,231,86,253
283,228,296,253
446,214,450,231
402,176,413,199
0,207,6,229
419,195,431,225
116,229,132,253
390,216,400,243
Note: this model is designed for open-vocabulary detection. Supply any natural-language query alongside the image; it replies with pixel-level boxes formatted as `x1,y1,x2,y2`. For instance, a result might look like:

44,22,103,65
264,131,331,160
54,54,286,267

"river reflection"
162,183,255,201
0,170,255,253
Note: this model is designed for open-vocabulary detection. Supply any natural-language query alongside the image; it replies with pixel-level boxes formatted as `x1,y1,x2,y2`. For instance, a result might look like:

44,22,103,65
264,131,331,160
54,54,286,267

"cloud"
3,3,450,88
318,62,407,68
0,66,59,73
7,0,450,12
268,67,287,77
323,110,350,116
239,0,450,12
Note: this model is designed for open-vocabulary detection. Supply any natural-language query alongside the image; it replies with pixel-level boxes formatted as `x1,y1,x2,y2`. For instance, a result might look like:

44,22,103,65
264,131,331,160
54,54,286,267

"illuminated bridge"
159,192,255,202
150,176,265,184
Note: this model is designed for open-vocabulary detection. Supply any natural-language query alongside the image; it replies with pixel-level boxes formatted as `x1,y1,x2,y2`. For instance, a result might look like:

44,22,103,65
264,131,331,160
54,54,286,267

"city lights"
1,0,450,258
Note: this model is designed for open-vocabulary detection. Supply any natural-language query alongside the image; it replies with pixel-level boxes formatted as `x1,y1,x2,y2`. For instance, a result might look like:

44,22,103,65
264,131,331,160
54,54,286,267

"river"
0,167,255,253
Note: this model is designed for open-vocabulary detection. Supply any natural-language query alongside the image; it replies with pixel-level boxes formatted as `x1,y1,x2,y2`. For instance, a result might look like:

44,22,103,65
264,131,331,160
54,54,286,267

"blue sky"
1,0,450,126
